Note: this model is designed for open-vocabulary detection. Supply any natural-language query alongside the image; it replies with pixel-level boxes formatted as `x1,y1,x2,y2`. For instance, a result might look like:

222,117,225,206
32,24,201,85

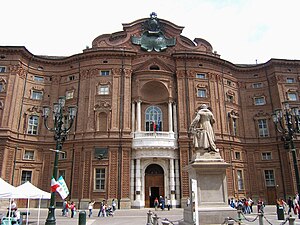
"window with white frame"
31,90,43,100
197,89,207,98
0,66,6,73
24,150,34,160
21,170,32,184
262,152,272,160
252,83,263,88
145,106,162,132
33,76,44,82
98,85,109,95
286,77,295,83
237,170,244,190
100,70,110,76
264,170,275,186
288,92,297,101
95,168,106,191
254,96,266,105
27,115,39,135
258,119,269,137
66,90,74,100
196,73,206,79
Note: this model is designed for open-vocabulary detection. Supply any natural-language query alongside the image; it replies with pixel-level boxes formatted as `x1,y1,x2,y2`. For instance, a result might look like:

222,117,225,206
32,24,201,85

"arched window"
145,106,162,131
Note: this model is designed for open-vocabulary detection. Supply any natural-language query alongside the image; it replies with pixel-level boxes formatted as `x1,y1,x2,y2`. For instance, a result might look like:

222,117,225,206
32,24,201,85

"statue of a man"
189,104,219,152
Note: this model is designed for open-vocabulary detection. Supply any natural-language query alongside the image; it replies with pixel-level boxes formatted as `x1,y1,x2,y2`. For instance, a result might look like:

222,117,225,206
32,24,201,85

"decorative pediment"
134,57,174,72
94,101,111,111
254,110,270,119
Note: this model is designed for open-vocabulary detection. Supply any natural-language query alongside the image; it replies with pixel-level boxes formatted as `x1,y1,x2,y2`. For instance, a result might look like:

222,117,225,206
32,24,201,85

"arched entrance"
145,164,164,208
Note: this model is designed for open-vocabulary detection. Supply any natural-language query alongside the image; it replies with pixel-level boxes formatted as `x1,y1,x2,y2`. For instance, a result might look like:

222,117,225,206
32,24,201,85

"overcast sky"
1,0,300,64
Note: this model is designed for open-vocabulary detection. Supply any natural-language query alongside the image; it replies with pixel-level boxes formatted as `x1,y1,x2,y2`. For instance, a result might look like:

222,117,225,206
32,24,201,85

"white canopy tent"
15,181,51,225
0,178,17,199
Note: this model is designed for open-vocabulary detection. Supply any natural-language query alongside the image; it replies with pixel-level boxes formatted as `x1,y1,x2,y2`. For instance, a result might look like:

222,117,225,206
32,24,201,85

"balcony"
132,131,178,149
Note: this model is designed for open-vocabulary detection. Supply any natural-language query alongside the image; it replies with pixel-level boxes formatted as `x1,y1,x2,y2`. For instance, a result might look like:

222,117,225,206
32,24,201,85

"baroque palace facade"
0,13,300,208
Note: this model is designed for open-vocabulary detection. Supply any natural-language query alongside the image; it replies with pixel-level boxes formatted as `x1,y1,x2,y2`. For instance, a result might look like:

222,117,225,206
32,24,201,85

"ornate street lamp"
43,96,77,225
272,101,300,195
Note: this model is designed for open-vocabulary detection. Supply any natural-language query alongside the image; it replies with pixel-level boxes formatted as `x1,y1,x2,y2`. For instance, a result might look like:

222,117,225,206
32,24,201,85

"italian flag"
50,177,60,193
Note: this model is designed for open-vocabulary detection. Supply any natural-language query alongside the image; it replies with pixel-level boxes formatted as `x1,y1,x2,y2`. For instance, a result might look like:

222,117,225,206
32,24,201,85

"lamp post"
43,96,77,225
272,101,300,195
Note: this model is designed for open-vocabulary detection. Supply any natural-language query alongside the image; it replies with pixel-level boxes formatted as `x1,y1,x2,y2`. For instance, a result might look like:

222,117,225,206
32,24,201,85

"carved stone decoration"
254,110,270,119
131,12,176,52
27,106,42,114
94,101,112,112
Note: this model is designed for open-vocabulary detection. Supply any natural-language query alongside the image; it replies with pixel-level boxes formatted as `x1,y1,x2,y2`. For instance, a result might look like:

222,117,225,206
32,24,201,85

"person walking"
70,201,76,218
88,201,95,218
154,197,159,211
167,198,171,211
287,196,294,215
112,199,117,212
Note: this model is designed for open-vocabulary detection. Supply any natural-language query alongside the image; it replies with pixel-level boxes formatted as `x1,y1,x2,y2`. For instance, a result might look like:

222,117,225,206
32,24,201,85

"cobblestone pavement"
1,206,300,225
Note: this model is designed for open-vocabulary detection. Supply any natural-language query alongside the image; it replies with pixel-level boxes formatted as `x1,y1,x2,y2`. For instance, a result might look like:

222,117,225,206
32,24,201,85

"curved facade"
0,14,300,208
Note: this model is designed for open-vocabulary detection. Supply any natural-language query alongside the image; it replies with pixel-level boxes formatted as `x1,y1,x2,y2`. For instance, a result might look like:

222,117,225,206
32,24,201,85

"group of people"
4,200,21,224
284,193,300,217
96,199,116,218
62,200,77,218
153,196,171,211
228,197,258,213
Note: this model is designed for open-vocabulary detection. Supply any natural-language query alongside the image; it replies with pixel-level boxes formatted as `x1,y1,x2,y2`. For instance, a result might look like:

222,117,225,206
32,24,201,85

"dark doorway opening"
149,187,159,207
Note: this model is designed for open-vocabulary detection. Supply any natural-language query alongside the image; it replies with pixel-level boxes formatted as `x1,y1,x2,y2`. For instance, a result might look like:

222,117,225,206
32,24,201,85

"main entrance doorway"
145,164,164,208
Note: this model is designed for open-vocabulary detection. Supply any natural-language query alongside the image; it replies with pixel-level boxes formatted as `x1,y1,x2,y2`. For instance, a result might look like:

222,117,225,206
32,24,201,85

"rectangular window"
0,83,3,92
95,168,106,190
23,150,34,160
21,170,32,184
237,170,244,190
33,76,44,82
227,80,232,86
68,75,75,81
197,89,206,98
31,91,43,100
100,70,110,76
288,93,297,101
59,151,67,160
262,152,272,160
66,90,74,100
258,119,269,137
98,85,109,95
254,97,266,105
287,78,295,83
27,115,39,135
0,66,6,73
196,73,206,79
252,83,263,88
235,152,241,160
264,170,275,186
58,170,66,179
232,118,237,136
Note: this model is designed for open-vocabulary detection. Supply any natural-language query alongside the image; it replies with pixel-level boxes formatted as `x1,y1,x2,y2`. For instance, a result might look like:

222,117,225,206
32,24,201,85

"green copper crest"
131,12,176,52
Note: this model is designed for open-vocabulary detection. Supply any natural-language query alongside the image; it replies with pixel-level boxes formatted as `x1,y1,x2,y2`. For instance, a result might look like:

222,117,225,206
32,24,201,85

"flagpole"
45,142,61,225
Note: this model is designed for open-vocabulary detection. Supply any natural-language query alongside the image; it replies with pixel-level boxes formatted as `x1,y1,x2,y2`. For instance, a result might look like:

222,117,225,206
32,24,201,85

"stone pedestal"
180,150,236,225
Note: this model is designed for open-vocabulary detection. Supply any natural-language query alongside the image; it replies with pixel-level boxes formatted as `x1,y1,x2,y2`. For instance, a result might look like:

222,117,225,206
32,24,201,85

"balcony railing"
132,131,178,149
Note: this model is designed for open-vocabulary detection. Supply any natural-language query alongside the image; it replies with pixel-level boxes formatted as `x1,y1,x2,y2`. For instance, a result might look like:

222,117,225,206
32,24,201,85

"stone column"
173,103,178,133
169,159,176,207
175,159,180,206
130,159,135,203
137,100,141,132
131,102,135,133
133,158,143,208
168,101,173,132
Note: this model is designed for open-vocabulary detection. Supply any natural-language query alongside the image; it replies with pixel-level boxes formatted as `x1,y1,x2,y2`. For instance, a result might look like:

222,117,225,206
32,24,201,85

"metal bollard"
146,210,153,225
258,213,264,225
237,210,242,225
152,214,159,225
78,210,86,225
289,215,295,225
